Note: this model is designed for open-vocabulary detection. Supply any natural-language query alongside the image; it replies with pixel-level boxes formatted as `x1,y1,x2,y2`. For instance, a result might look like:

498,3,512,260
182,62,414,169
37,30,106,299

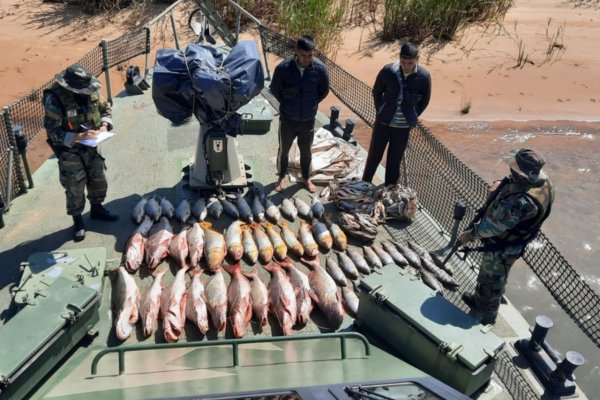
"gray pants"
277,117,315,180
58,147,107,216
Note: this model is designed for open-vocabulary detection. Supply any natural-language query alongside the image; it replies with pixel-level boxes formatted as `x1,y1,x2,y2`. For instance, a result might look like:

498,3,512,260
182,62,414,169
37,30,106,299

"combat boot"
73,215,85,242
90,203,119,221
461,292,480,311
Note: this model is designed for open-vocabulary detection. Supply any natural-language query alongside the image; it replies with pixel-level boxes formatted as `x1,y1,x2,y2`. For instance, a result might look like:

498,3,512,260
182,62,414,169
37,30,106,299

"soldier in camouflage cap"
43,64,118,242
458,148,554,325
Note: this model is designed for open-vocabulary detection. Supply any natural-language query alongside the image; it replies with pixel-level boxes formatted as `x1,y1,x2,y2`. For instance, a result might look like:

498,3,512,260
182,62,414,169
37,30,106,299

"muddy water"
355,119,600,395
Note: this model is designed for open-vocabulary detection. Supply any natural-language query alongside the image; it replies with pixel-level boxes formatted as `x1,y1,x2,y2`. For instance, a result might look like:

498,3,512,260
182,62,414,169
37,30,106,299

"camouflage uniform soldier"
458,148,554,325
43,64,119,242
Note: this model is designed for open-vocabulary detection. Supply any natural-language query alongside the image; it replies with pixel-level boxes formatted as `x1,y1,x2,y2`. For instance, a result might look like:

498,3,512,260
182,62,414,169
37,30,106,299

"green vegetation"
379,0,514,43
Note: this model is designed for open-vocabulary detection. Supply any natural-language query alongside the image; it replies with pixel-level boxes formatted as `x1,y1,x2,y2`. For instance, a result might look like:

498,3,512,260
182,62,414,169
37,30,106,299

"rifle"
441,176,510,266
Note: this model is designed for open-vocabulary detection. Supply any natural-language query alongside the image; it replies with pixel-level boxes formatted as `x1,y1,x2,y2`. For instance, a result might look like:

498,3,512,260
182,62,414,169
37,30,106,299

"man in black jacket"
270,35,330,193
362,42,431,186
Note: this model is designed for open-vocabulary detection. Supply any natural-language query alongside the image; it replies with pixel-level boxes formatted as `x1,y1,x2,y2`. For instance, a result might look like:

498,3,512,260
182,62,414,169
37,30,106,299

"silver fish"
175,198,192,224
391,240,421,269
429,251,455,276
264,198,281,223
131,197,147,224
160,197,175,219
371,243,394,266
293,197,313,221
280,198,297,221
236,192,254,224
341,287,359,318
192,198,207,221
185,268,209,335
279,258,313,326
347,248,371,275
337,251,359,280
326,257,348,287
381,241,408,267
420,268,445,294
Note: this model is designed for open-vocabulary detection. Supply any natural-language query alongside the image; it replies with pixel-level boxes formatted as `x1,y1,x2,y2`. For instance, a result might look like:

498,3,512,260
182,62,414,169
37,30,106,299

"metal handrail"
90,332,371,375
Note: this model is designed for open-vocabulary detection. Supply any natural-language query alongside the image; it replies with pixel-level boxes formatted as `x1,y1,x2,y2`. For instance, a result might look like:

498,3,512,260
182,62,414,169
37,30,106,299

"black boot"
90,203,119,221
73,215,85,242
461,292,480,310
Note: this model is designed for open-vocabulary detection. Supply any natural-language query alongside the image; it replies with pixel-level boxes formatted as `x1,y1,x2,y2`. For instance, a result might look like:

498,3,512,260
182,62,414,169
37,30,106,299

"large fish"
311,196,325,220
123,215,153,273
204,267,228,332
163,266,188,343
145,217,174,270
371,243,394,266
185,268,209,335
131,197,147,224
264,262,297,336
252,223,274,264
324,215,347,251
280,198,297,221
311,221,333,251
293,197,313,221
251,194,265,222
201,222,226,270
325,257,348,287
160,197,175,219
140,265,168,337
144,196,162,222
113,266,141,341
192,198,207,221
337,251,359,280
298,221,319,257
168,227,189,268
347,248,371,275
225,220,244,261
278,222,304,257
220,196,240,219
429,251,455,276
263,222,287,261
362,245,383,269
278,258,313,326
381,241,408,267
264,198,281,223
419,268,445,294
175,198,192,224
207,195,223,219
243,268,269,326
224,262,253,338
341,287,359,318
391,240,421,268
408,242,457,288
186,223,205,267
236,192,254,224
300,257,344,330
241,225,259,264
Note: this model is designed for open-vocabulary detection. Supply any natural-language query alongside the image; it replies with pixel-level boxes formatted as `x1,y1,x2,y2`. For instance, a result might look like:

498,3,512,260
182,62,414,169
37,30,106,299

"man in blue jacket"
362,42,431,186
270,35,330,193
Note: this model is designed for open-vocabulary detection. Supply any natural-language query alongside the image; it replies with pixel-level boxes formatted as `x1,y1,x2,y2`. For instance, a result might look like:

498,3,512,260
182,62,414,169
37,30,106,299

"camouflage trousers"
474,250,519,321
58,147,107,216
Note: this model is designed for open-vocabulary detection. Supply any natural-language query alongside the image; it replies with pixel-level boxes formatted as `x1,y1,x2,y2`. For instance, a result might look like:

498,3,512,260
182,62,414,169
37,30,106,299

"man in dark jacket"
362,42,431,186
43,64,118,242
270,35,330,193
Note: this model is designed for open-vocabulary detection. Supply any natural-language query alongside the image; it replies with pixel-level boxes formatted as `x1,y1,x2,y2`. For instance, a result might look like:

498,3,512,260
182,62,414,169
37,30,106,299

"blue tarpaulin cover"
152,41,264,135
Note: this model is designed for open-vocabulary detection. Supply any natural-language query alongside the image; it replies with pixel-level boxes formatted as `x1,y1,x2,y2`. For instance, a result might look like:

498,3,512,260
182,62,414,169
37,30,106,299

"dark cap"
55,64,101,95
400,42,419,59
509,148,546,179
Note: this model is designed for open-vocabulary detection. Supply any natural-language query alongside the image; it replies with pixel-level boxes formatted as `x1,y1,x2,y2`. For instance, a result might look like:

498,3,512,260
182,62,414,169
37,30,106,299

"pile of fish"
372,185,418,223
338,212,379,242
329,178,377,214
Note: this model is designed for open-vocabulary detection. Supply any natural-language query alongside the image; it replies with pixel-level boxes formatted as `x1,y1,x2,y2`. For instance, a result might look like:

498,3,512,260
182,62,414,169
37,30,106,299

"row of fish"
131,190,329,226
112,256,358,342
122,214,349,275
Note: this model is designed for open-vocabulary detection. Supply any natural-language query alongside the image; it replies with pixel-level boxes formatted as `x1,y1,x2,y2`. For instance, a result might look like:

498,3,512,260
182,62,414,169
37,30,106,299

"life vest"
484,178,554,248
44,83,102,133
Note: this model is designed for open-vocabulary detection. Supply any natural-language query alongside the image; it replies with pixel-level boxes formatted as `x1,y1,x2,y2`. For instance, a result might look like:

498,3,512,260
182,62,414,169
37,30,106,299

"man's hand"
75,130,98,142
458,230,474,245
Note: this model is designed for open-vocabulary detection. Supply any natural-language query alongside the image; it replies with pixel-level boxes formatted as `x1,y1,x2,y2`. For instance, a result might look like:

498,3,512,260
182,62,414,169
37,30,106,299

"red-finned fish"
140,264,168,337
225,220,244,261
163,266,188,343
341,286,359,318
123,215,153,273
311,221,333,251
185,268,209,335
324,214,347,251
325,257,348,287
278,258,313,326
201,222,226,270
263,222,288,261
264,262,297,336
252,223,274,264
186,222,204,267
241,225,259,265
223,262,253,338
243,268,269,327
113,266,141,341
145,216,174,270
300,257,344,330
204,267,228,332
277,221,304,257
298,221,319,257
168,227,189,268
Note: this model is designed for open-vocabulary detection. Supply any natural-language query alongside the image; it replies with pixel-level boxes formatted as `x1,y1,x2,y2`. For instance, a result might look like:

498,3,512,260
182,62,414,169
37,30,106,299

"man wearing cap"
43,64,118,242
362,41,432,186
458,148,554,325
